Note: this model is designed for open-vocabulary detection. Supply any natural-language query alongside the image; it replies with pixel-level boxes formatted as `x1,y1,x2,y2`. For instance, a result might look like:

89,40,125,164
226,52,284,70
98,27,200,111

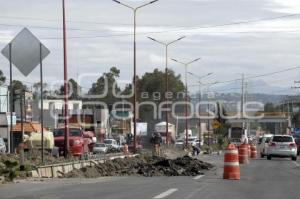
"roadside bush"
3,159,20,181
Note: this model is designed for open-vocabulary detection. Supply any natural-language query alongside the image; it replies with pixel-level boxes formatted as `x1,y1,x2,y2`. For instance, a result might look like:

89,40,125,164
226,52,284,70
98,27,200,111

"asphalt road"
1,155,300,199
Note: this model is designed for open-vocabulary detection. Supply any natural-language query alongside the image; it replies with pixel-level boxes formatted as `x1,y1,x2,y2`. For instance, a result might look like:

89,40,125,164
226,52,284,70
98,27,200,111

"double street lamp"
171,58,201,147
148,36,185,144
112,0,159,152
187,72,213,148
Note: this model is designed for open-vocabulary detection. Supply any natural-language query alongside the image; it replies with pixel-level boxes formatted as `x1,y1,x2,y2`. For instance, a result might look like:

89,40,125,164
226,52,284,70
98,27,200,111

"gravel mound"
65,155,214,178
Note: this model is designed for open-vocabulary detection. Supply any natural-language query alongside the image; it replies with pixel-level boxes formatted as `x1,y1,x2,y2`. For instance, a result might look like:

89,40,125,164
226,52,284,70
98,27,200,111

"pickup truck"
54,127,89,157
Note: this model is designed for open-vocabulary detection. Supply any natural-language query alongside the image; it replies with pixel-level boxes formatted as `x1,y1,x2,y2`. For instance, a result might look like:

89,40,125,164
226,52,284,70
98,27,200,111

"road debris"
65,155,214,178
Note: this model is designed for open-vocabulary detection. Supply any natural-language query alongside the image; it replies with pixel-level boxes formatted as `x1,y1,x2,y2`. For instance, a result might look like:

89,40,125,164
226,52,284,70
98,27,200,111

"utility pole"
241,74,245,119
62,0,69,158
241,74,245,132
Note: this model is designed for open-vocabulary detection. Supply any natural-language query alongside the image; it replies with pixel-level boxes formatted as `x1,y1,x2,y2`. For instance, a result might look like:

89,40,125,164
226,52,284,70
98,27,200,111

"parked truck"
54,125,91,157
154,122,176,144
228,125,248,147
23,131,59,157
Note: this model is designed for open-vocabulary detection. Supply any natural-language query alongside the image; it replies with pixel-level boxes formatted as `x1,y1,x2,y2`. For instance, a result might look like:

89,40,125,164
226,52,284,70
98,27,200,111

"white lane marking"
193,175,205,180
292,161,300,167
153,188,178,199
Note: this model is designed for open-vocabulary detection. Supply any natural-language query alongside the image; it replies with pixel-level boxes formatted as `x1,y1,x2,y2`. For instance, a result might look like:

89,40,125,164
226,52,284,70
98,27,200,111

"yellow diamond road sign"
212,120,221,129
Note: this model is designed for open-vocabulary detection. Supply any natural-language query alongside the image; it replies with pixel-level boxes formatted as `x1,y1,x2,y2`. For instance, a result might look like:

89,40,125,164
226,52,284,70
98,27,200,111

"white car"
93,143,108,154
104,139,121,151
0,138,6,154
267,135,297,161
259,134,273,158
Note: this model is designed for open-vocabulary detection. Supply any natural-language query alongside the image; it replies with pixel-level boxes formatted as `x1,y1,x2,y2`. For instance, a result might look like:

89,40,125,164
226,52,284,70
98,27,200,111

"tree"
55,79,82,100
215,101,230,149
88,67,121,104
10,80,27,94
136,68,185,122
0,70,6,86
138,68,185,103
33,82,49,99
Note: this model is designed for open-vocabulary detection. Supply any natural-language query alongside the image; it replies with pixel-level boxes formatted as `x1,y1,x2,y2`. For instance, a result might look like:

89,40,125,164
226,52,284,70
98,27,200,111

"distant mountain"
190,79,293,111
214,79,293,95
190,92,286,112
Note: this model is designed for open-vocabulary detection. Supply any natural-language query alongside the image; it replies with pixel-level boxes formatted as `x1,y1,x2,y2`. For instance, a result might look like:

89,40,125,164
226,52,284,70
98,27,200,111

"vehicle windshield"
53,128,82,137
272,136,293,143
0,139,4,145
95,143,106,147
104,140,113,144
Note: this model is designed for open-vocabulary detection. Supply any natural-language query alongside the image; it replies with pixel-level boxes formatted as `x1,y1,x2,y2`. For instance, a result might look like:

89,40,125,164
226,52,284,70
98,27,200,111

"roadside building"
11,121,42,152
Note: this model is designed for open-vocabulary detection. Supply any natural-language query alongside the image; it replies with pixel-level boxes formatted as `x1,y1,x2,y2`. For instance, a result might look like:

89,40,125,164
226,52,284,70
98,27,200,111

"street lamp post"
148,36,185,144
62,0,69,158
188,72,213,148
112,0,159,152
171,58,201,147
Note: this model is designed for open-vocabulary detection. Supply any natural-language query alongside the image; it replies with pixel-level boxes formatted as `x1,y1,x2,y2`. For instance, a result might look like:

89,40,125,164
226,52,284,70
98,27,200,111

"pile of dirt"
65,155,214,178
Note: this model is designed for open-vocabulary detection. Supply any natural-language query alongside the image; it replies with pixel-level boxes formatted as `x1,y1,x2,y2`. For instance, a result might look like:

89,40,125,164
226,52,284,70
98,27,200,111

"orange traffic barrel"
239,143,249,164
223,144,240,180
250,144,257,159
248,144,251,156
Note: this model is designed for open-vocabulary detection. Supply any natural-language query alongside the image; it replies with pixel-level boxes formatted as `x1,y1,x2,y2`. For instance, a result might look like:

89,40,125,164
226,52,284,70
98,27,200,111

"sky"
1,0,300,95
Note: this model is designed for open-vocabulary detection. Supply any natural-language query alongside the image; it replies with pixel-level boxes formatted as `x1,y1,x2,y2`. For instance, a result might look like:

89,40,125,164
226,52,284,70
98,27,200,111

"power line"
208,66,300,86
1,13,300,40
0,13,298,29
0,15,133,26
188,66,300,92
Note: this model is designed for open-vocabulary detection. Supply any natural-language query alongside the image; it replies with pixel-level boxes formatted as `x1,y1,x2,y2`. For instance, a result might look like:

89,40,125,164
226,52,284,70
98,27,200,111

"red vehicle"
53,127,89,157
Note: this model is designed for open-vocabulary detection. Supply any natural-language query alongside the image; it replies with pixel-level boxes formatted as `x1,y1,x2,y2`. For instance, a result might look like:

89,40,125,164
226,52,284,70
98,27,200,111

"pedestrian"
192,143,200,156
150,132,162,157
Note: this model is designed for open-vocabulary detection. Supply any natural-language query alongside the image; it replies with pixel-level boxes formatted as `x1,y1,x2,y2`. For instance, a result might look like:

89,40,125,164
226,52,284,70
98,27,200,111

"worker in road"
192,142,200,156
150,132,162,157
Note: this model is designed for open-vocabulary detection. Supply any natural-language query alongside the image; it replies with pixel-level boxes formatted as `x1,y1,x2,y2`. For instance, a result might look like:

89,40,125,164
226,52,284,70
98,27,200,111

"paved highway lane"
187,157,300,199
1,156,300,199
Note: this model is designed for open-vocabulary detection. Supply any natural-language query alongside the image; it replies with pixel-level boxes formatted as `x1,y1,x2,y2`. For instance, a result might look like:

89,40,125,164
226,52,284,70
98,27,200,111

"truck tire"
292,156,297,161
267,155,272,160
260,153,265,158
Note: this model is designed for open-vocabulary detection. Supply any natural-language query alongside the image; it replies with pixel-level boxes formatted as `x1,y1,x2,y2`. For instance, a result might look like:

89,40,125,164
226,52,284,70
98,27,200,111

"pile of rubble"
65,155,214,178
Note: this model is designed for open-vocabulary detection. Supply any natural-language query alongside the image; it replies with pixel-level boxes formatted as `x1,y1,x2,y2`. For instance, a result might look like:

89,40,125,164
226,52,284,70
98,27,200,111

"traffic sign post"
1,28,50,162
212,119,221,130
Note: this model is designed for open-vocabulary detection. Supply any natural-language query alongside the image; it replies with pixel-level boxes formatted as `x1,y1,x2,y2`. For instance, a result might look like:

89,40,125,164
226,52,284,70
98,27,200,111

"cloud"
267,0,300,14
0,0,300,95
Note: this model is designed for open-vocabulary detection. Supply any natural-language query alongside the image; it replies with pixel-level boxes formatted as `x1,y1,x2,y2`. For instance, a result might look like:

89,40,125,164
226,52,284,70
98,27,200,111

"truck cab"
53,127,89,157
